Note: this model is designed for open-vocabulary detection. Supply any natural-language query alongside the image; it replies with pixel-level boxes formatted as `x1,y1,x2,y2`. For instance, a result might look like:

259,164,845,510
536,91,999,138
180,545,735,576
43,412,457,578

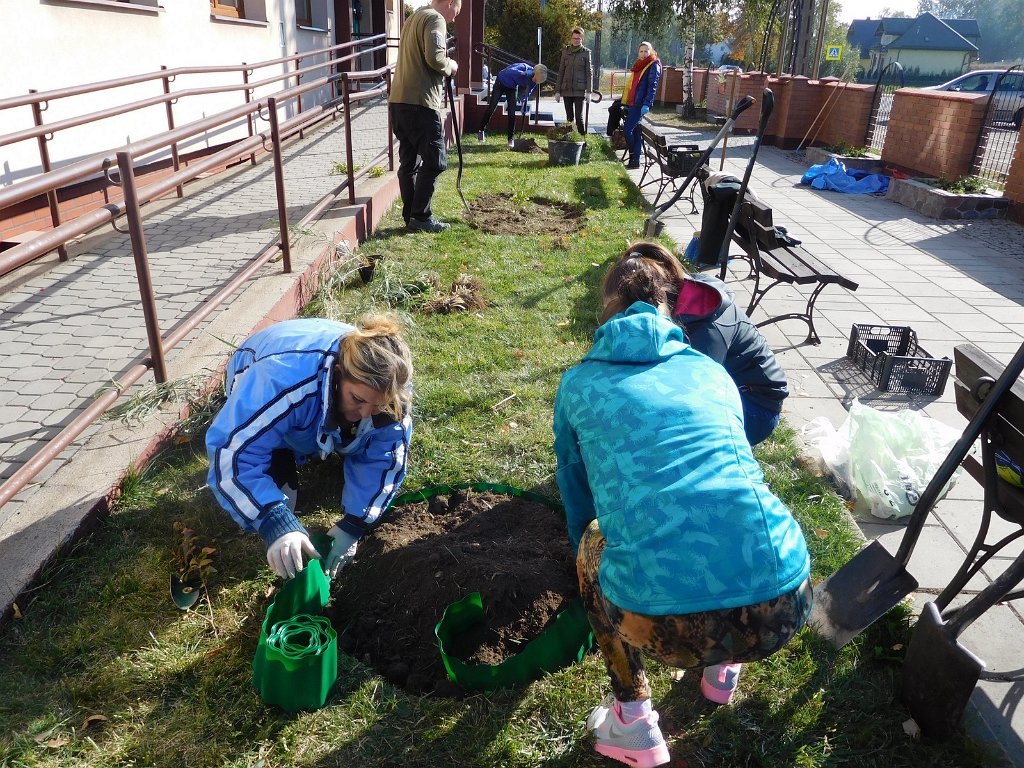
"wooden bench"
636,123,702,212
720,196,859,345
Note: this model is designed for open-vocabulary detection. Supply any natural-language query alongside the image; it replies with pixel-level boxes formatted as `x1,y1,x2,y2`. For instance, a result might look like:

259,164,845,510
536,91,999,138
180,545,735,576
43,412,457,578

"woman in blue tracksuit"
621,42,661,169
206,315,413,581
477,62,548,148
553,260,810,768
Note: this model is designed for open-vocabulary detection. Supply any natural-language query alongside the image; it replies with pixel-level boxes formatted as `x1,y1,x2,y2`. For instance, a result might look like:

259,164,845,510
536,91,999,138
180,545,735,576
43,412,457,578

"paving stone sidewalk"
633,131,1024,766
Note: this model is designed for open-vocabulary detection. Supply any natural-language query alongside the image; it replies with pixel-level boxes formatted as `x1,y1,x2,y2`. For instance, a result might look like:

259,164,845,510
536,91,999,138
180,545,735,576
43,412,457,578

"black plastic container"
847,324,952,396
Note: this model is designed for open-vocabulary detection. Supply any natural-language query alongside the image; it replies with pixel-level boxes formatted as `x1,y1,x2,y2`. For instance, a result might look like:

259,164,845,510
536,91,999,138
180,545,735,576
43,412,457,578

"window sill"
297,24,328,33
210,13,268,26
44,0,163,14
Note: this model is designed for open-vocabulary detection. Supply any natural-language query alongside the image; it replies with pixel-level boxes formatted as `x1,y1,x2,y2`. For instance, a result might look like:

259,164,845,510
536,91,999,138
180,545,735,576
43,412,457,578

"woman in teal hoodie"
553,257,811,768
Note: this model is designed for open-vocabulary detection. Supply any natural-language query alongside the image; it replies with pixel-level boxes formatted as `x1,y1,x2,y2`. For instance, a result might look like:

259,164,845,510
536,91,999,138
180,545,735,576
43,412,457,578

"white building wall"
0,0,343,186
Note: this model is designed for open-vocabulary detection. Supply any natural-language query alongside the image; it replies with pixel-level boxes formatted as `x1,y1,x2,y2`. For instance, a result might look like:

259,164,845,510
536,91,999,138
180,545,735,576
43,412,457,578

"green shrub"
933,175,988,194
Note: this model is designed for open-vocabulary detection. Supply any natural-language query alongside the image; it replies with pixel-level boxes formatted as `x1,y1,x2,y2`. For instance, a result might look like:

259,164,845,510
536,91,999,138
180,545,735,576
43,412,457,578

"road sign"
826,45,842,61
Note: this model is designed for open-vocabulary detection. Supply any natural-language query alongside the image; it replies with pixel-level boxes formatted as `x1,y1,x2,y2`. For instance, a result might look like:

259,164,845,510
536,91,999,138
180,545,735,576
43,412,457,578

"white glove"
555,93,562,102
325,525,359,579
266,531,319,580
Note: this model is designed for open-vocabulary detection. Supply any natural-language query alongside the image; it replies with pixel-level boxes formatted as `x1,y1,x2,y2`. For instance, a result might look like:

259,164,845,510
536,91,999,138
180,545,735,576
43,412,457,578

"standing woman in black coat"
556,26,593,135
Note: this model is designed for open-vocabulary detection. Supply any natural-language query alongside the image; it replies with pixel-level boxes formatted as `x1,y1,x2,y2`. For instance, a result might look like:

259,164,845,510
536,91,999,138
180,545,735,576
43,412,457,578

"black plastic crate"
847,324,952,396
668,144,702,174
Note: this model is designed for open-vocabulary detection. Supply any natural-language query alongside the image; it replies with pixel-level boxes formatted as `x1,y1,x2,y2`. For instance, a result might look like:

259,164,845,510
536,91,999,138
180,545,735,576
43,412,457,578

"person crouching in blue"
477,62,548,149
206,314,413,581
553,256,811,768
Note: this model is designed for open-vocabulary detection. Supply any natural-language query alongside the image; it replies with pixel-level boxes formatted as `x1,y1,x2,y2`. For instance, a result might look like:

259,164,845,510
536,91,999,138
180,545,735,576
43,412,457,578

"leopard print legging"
577,519,813,701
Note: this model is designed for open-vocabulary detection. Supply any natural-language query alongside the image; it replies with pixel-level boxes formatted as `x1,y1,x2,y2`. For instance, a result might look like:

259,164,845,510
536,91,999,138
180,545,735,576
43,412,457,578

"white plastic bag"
803,399,964,520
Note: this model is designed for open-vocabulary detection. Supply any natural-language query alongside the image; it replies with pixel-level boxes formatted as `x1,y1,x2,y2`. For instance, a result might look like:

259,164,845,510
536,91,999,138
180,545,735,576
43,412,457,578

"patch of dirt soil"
469,192,585,236
326,489,578,695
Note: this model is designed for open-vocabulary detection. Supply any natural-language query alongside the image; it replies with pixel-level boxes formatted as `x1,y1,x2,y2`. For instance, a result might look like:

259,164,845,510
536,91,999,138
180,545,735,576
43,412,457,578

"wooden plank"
954,345,1024,427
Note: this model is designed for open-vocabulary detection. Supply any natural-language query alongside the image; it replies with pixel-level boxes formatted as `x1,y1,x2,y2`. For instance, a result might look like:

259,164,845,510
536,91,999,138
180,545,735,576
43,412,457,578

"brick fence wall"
814,80,874,149
881,89,988,179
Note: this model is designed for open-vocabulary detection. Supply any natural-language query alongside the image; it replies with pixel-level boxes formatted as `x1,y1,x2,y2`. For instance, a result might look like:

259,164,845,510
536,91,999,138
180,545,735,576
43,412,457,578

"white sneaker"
586,695,670,768
507,139,515,149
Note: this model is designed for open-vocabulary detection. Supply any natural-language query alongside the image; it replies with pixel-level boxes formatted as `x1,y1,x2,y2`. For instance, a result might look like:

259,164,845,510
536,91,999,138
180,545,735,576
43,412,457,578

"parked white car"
924,69,1024,128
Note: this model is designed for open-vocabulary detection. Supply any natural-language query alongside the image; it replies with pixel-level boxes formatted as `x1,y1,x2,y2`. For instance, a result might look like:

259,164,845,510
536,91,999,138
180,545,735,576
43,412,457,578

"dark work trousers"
478,82,521,141
390,103,447,223
563,96,585,134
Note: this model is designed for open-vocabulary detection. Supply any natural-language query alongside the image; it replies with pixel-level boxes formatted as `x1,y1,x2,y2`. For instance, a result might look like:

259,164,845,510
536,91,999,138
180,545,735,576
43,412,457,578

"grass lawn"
0,131,1000,768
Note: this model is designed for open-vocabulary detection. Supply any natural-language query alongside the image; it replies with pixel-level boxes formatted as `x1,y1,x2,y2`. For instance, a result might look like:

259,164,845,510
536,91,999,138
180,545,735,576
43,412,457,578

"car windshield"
956,74,991,92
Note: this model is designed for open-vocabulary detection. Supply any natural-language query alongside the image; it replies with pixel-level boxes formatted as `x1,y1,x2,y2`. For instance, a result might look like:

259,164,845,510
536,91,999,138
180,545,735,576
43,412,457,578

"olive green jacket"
556,45,592,98
389,6,456,111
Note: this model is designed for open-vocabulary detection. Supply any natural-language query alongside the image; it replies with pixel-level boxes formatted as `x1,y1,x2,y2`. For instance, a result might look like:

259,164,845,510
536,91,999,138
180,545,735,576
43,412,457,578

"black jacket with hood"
673,273,788,412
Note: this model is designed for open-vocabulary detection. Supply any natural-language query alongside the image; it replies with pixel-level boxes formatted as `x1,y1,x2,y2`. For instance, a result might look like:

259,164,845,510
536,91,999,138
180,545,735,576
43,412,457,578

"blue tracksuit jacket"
206,319,412,546
553,302,809,615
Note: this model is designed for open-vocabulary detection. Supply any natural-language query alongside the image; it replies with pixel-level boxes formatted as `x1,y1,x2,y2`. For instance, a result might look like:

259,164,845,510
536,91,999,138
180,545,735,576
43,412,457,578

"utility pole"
593,0,603,92
791,0,816,76
811,0,831,79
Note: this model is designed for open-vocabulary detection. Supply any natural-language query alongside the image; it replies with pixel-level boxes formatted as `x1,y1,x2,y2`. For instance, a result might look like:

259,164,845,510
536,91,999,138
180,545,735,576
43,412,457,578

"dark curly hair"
599,241,687,323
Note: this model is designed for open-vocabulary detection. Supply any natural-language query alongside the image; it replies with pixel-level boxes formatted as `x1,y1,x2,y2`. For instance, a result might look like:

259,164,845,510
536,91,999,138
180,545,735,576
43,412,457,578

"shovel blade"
809,541,919,648
901,601,985,739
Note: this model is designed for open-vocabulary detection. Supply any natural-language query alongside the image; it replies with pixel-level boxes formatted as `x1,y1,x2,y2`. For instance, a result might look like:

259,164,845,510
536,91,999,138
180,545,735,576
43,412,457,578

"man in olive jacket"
555,26,592,135
389,0,461,234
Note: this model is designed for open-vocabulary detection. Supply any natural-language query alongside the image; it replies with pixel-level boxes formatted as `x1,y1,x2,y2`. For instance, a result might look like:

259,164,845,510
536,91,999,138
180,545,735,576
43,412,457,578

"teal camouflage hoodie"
553,302,809,615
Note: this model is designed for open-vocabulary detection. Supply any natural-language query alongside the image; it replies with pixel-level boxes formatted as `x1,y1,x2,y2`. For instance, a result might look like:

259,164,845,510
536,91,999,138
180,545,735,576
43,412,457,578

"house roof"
888,12,978,52
846,13,980,56
846,19,881,58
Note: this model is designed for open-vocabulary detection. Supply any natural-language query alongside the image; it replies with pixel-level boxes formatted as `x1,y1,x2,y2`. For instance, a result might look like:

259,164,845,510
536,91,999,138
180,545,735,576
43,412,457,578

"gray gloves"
324,525,359,579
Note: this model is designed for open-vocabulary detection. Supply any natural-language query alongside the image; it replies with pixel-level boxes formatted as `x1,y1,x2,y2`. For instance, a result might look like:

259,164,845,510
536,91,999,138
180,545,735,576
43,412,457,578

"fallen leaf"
12,603,22,619
557,320,570,327
508,421,518,429
813,528,829,539
81,714,108,731
566,340,575,346
892,643,904,651
902,718,921,739
43,737,70,749
514,350,525,359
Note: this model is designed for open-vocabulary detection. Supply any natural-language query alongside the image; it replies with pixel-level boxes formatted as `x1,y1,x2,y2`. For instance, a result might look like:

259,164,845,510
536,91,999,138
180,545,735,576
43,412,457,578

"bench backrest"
953,343,1024,523
738,199,782,251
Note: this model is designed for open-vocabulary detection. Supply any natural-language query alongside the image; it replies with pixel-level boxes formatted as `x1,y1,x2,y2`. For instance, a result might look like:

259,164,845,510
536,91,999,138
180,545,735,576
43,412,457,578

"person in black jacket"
601,242,788,445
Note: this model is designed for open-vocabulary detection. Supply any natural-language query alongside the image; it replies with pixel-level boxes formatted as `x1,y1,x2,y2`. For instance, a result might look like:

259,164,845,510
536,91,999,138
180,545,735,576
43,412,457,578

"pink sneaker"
701,663,743,704
586,696,670,767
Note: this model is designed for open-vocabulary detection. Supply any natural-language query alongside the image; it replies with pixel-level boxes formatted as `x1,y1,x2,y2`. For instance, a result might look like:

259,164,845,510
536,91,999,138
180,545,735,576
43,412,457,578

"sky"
836,0,922,26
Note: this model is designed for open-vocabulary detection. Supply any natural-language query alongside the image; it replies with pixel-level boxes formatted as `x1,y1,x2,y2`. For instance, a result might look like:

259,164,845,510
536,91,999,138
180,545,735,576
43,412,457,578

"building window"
295,0,312,26
211,0,243,18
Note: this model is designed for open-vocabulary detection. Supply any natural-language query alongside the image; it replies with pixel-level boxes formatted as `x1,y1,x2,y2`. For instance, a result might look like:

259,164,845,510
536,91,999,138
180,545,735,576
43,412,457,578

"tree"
602,0,727,39
496,0,599,73
917,0,1024,62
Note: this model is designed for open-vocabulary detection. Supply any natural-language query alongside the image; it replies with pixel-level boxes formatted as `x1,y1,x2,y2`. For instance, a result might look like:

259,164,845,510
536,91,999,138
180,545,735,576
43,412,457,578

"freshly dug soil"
326,489,579,695
469,192,585,236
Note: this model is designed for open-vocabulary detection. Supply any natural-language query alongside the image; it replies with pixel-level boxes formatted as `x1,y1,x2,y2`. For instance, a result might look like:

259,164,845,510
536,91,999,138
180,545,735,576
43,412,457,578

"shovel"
716,88,774,281
810,339,1024,648
642,94,755,238
445,75,472,216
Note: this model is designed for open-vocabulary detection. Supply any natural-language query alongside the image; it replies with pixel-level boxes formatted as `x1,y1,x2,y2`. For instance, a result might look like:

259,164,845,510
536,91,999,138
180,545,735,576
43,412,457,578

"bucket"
547,140,585,166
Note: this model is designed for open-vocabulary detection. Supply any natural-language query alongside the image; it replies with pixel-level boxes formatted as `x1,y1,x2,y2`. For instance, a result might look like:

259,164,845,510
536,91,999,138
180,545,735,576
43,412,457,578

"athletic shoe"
701,663,743,704
407,216,450,233
625,161,641,169
507,139,515,149
477,130,485,142
586,695,670,768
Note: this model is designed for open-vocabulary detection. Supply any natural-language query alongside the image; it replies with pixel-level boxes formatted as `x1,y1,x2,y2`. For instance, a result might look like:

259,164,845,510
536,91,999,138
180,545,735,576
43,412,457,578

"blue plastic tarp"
800,157,889,195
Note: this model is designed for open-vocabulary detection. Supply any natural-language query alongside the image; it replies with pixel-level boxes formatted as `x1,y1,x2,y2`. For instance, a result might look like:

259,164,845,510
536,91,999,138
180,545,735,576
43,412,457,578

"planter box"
805,147,883,175
547,140,585,166
886,177,1011,220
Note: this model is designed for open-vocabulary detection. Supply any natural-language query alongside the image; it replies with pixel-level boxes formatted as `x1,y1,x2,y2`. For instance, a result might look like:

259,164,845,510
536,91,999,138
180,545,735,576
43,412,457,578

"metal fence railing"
972,65,1024,187
0,35,403,509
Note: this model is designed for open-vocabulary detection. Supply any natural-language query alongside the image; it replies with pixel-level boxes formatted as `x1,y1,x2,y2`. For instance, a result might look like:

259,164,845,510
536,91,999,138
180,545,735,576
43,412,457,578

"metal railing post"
342,74,356,204
160,66,184,198
265,97,292,273
386,69,394,170
116,151,168,383
242,65,257,165
28,90,69,262
294,52,304,139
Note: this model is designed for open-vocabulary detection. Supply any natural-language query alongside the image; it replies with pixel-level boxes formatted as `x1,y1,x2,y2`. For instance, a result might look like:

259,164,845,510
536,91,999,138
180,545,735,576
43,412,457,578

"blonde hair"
534,63,548,81
599,242,686,323
337,313,413,419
